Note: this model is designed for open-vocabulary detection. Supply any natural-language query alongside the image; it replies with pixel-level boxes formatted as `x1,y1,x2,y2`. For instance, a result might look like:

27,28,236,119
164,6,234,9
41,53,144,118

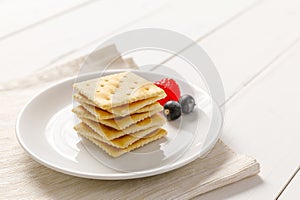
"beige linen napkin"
0,45,260,199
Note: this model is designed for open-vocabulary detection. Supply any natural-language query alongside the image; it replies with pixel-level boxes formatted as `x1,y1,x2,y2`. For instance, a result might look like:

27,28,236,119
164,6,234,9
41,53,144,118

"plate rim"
15,70,223,180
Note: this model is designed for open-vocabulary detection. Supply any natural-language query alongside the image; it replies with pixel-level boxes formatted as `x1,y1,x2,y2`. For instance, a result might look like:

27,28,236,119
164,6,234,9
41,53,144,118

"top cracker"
73,72,166,110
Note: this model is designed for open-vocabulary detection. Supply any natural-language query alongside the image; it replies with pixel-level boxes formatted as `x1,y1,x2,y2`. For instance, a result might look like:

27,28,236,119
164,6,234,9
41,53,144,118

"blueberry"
179,95,196,114
163,101,181,121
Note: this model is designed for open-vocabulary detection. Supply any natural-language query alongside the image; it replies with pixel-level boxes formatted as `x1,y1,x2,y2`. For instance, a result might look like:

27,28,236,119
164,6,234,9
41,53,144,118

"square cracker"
106,95,164,117
74,93,163,119
73,72,166,112
72,105,162,130
73,93,96,106
78,113,165,140
74,90,165,117
75,122,161,148
75,123,167,157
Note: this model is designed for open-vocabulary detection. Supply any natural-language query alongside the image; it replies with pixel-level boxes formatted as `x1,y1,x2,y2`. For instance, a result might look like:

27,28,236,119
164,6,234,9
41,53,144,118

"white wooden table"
1,0,299,199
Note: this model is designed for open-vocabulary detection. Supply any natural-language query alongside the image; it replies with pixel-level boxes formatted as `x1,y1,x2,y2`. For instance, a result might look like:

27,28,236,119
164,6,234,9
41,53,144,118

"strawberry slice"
155,78,181,105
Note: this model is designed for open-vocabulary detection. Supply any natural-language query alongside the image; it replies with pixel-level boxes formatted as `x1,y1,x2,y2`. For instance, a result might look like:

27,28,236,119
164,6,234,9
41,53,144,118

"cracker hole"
104,79,109,82
100,84,104,87
134,81,138,84
126,93,131,96
145,87,149,91
130,87,135,90
105,97,110,100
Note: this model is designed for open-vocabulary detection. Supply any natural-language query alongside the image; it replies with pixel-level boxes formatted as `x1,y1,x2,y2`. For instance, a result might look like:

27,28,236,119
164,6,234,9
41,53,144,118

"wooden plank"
127,0,258,40
199,0,300,100
0,0,92,39
124,0,259,67
196,38,300,199
0,0,257,82
0,0,171,82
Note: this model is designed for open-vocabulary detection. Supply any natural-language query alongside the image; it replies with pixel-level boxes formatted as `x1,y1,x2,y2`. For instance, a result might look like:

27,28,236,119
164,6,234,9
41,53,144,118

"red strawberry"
155,78,181,105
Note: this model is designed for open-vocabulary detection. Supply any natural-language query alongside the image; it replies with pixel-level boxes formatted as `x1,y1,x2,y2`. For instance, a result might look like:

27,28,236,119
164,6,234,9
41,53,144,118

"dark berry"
179,95,196,114
163,101,181,121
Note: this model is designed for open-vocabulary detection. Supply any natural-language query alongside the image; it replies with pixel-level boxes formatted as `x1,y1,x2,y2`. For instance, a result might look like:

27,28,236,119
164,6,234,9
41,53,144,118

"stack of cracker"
72,72,167,157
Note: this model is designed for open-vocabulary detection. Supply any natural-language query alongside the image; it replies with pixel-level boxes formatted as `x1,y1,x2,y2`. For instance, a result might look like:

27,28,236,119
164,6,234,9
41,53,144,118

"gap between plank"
36,0,261,73
2,0,261,88
275,166,300,200
0,0,100,41
159,0,262,66
34,0,173,72
221,34,300,107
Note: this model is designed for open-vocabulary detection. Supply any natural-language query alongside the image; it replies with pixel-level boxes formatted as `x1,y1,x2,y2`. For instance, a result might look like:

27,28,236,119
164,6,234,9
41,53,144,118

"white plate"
16,70,223,180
